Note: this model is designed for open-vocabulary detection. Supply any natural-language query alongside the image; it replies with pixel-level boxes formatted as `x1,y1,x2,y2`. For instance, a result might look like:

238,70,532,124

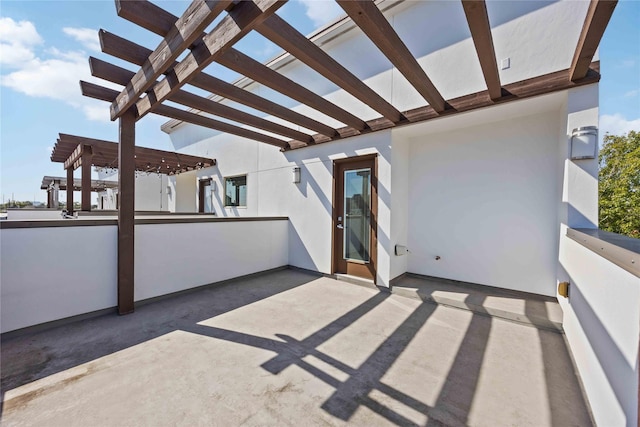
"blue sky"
1,0,639,203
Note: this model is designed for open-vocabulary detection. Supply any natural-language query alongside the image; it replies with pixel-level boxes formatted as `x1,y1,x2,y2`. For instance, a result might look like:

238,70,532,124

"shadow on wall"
288,221,319,272
557,263,636,425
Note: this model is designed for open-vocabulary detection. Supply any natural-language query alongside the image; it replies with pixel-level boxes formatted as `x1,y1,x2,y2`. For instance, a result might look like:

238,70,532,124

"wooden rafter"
82,81,289,149
110,0,232,120
109,2,367,135
53,133,216,174
99,29,337,138
90,57,314,143
289,62,602,150
337,0,447,113
462,0,502,100
570,0,617,81
257,14,404,123
132,0,286,121
217,49,368,132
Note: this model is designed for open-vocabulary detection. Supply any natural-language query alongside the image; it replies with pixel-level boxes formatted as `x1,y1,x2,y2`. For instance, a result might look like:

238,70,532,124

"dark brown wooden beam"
462,0,502,100
570,0,617,81
110,0,232,120
218,49,367,132
337,0,447,113
81,145,92,211
134,0,285,120
81,81,288,148
90,56,314,143
257,14,404,123
99,29,337,138
64,143,83,170
66,166,74,215
103,5,347,137
289,62,602,150
118,109,136,315
153,104,290,149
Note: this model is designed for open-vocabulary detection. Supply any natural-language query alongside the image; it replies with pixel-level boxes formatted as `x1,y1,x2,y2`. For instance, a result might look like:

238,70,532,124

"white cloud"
0,17,43,68
1,19,118,122
600,113,640,138
623,89,639,98
297,0,344,28
63,27,100,52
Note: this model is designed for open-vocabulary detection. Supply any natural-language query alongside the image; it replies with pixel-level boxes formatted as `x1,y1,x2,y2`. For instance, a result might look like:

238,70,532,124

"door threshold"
334,273,376,290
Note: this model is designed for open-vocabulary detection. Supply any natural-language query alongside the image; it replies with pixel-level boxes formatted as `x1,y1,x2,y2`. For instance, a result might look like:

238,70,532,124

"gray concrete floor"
1,269,591,426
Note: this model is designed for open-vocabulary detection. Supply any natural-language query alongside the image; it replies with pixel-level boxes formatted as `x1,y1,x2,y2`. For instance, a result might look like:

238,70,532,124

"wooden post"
118,109,136,315
66,167,74,215
81,145,93,211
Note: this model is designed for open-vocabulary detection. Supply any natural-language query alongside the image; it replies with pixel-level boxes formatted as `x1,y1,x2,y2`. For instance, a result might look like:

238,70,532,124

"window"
224,175,247,207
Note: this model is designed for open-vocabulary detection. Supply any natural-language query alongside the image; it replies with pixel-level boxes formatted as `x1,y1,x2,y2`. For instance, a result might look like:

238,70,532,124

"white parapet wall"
134,218,289,301
0,224,118,333
0,218,289,334
559,231,639,427
6,209,65,220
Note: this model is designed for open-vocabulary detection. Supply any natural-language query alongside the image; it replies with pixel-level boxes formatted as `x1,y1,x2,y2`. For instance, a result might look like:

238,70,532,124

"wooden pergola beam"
570,0,617,81
81,81,289,148
99,29,337,138
462,0,502,100
257,14,404,123
90,56,314,143
337,0,447,113
109,0,232,120
63,143,84,170
153,105,290,149
218,49,367,132
133,0,286,121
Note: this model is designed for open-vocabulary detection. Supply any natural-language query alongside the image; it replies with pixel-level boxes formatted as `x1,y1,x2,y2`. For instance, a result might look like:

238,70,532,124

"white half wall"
0,225,118,333
405,110,562,296
134,219,288,300
6,210,64,220
1,219,289,333
559,235,639,427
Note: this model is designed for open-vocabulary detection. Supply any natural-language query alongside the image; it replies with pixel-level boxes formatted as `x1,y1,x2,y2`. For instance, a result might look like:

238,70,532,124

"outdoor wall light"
292,167,301,184
570,126,598,160
210,181,217,192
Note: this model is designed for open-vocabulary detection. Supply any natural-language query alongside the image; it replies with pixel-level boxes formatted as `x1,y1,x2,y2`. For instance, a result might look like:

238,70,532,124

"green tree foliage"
599,130,640,238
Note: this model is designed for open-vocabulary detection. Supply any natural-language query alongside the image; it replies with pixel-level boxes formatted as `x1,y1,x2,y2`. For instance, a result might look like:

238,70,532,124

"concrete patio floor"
1,269,592,426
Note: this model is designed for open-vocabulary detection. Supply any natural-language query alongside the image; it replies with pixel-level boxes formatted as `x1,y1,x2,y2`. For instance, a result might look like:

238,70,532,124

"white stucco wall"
0,225,118,333
0,219,289,333
6,210,64,220
559,236,639,427
402,110,562,296
134,219,288,300
97,173,169,211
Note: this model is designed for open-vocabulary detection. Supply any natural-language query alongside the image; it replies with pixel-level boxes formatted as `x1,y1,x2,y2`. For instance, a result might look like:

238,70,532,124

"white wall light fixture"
292,167,301,184
570,126,598,160
210,180,217,192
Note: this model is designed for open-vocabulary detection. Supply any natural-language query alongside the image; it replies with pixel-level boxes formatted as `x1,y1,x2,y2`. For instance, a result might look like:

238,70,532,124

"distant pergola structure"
79,0,616,314
41,175,119,209
50,133,215,213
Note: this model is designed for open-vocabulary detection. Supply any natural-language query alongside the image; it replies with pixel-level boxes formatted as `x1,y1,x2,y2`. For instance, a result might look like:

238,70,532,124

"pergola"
79,0,616,314
50,133,215,213
41,175,119,209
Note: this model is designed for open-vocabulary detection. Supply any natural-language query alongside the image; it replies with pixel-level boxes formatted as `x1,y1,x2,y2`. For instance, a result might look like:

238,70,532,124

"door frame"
198,178,212,213
331,154,378,283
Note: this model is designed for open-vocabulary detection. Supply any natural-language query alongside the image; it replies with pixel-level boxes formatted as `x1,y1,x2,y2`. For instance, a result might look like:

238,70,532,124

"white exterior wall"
403,109,562,296
0,225,118,333
559,237,639,426
0,219,288,333
6,209,64,220
135,220,288,300
554,85,635,426
97,173,169,211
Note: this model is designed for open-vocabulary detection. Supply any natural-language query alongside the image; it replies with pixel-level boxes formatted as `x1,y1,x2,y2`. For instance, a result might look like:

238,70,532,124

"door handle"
336,224,344,229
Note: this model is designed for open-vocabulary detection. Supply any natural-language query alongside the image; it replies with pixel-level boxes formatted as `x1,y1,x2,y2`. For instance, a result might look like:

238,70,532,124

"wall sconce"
166,186,172,196
210,181,217,192
292,167,301,184
570,126,598,160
